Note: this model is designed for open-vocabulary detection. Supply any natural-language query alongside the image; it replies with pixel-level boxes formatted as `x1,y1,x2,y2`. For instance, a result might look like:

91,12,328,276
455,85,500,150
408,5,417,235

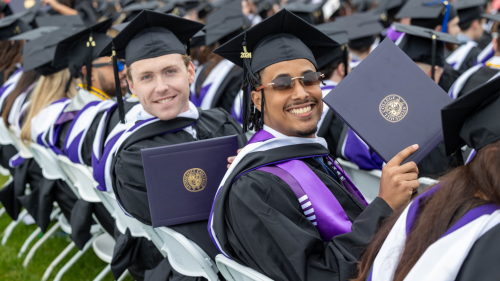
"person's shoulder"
230,169,292,199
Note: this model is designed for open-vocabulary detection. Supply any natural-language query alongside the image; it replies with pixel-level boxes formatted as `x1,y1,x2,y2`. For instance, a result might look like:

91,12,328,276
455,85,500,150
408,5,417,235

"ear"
127,76,136,96
187,61,196,84
251,89,262,112
336,62,345,77
493,38,498,53
434,25,442,32
81,65,87,78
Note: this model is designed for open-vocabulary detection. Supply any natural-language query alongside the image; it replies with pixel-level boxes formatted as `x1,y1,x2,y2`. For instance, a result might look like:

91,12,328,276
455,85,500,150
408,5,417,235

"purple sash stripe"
190,83,211,107
406,184,441,235
442,203,499,238
276,160,352,240
321,85,336,91
247,129,275,144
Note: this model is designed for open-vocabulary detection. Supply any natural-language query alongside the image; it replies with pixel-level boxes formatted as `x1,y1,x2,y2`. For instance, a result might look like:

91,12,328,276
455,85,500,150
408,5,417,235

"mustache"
283,97,319,110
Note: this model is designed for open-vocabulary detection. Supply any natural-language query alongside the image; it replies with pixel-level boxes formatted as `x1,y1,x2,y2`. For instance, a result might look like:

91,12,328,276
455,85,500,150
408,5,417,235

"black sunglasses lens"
272,77,294,91
302,72,322,86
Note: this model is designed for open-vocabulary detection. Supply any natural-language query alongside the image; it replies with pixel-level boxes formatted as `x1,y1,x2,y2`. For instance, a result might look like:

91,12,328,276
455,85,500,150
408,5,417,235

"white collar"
263,125,289,138
457,33,472,43
486,56,500,69
137,101,199,121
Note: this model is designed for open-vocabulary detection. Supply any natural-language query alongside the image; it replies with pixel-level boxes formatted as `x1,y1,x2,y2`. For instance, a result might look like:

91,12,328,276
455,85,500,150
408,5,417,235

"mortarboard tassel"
86,33,95,91
111,40,126,124
240,30,259,133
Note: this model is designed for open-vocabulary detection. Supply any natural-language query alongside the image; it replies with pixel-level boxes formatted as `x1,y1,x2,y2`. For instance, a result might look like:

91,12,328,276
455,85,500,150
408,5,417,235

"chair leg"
23,221,60,268
2,209,28,245
0,207,5,218
53,232,102,281
18,227,41,258
93,264,111,281
41,241,75,281
117,269,129,281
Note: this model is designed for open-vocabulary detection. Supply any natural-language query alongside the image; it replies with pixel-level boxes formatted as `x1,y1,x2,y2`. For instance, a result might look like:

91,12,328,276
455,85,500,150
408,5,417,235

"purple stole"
247,130,368,241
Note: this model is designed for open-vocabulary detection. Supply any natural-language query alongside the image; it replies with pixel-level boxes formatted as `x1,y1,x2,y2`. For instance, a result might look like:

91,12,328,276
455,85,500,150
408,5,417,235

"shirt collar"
78,84,111,101
486,56,500,69
457,33,472,43
137,101,199,121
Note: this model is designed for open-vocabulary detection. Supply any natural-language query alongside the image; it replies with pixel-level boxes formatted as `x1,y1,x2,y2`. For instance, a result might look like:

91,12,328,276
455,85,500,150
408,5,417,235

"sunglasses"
93,60,126,72
256,72,325,92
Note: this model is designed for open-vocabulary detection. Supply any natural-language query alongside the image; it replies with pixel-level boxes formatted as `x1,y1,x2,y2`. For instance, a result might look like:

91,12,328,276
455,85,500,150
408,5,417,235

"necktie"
314,156,339,183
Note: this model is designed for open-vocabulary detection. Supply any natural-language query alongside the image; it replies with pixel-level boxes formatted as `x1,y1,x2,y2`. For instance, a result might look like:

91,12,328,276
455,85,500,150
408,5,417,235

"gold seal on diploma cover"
379,94,408,123
183,168,207,192
24,0,36,9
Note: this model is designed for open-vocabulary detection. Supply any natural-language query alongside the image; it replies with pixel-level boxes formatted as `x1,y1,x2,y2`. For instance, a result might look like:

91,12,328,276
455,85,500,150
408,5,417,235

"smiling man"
209,10,421,281
94,10,244,280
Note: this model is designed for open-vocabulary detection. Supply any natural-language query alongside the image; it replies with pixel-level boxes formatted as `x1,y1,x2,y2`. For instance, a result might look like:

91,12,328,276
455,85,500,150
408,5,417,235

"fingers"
398,161,419,174
237,149,242,154
397,173,418,182
228,156,236,163
407,179,420,191
387,144,419,167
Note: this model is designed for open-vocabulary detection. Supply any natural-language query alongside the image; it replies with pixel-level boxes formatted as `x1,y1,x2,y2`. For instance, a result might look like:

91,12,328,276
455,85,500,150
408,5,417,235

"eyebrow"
273,69,314,80
137,64,180,77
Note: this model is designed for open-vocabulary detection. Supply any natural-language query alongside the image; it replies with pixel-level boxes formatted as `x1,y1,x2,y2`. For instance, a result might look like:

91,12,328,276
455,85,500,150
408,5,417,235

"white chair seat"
92,233,116,264
57,155,101,203
215,254,273,281
30,143,66,180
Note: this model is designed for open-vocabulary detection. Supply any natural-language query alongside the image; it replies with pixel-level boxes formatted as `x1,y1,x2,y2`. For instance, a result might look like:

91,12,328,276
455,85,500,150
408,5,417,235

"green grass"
0,175,134,281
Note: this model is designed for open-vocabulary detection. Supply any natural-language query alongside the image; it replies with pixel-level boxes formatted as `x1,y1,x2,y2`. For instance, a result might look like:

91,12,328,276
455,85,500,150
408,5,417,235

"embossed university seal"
183,168,207,192
379,94,408,123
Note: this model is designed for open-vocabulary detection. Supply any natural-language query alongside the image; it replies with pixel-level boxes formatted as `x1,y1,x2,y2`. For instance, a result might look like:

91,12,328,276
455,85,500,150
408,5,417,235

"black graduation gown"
193,62,243,113
456,46,481,73
456,223,500,280
438,63,462,93
415,141,463,179
317,110,346,159
110,107,244,280
213,143,394,281
477,31,493,50
458,67,500,98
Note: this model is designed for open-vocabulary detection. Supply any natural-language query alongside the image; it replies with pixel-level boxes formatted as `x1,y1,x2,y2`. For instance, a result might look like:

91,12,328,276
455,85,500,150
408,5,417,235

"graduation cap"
190,30,205,48
7,0,44,26
35,15,85,27
121,0,136,8
0,2,13,17
315,21,349,74
336,12,384,50
205,0,250,46
441,74,500,155
453,0,486,29
395,23,460,80
177,0,200,11
197,1,214,20
282,1,325,25
0,17,31,40
22,25,86,75
213,9,339,131
256,0,275,20
111,22,128,33
99,10,204,123
53,19,113,92
155,1,186,17
377,0,406,16
8,25,59,41
123,1,159,22
397,0,457,32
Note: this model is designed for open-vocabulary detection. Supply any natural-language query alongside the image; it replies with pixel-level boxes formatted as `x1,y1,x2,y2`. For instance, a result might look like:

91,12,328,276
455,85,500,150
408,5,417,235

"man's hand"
379,144,420,211
227,149,242,169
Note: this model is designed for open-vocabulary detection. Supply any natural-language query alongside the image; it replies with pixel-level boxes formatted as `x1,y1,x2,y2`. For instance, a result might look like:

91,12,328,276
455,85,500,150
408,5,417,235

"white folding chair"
141,224,220,281
215,254,273,281
57,157,131,281
336,158,381,202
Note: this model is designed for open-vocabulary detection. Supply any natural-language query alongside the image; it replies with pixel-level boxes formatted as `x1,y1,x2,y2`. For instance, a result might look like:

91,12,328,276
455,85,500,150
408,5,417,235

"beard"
294,126,318,137
97,70,117,97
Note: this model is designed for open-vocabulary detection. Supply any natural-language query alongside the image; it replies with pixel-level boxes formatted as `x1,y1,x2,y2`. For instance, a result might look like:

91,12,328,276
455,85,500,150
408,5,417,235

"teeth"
289,105,312,115
157,97,173,104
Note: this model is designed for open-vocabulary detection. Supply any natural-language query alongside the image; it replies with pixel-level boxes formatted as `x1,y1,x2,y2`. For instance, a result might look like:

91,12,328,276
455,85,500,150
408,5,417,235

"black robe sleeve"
225,170,393,281
458,47,481,73
456,223,500,280
212,67,244,113
317,111,346,159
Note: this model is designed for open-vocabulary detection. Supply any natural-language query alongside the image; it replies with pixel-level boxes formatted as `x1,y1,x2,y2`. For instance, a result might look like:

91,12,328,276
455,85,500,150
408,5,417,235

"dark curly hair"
242,70,266,131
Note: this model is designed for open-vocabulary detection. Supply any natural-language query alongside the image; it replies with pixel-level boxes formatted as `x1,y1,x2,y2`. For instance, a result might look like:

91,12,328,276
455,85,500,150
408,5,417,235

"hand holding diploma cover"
323,38,453,164
141,135,239,228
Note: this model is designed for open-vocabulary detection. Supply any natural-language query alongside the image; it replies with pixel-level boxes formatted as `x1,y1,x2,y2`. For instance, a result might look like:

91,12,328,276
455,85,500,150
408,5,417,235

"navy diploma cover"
141,135,239,227
323,38,452,164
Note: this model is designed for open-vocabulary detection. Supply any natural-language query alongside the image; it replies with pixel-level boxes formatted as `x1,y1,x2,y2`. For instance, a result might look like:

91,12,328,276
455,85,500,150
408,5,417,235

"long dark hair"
244,71,265,131
353,140,500,281
2,70,40,126
0,41,23,83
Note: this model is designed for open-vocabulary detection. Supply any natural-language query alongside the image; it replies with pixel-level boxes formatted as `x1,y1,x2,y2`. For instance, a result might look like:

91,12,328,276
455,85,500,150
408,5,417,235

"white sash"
446,41,478,71
372,203,500,281
31,99,71,145
199,59,235,110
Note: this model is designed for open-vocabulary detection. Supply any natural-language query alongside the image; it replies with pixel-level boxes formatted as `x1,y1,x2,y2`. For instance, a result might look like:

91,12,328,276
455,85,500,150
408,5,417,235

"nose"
290,79,309,100
155,75,169,93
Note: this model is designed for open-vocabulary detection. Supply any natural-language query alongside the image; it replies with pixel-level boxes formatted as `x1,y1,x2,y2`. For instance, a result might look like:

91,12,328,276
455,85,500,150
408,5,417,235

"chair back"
336,158,381,202
57,156,100,203
215,254,273,281
146,226,220,281
29,143,66,181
